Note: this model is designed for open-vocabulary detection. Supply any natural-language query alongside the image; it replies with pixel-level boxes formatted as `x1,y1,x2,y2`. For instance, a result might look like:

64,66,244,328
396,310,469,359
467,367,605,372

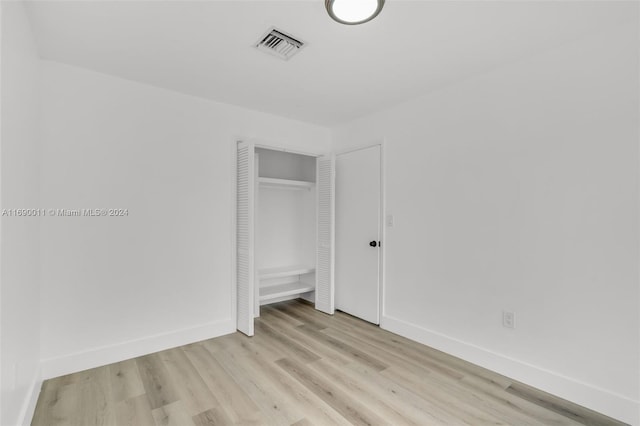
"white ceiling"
25,0,637,126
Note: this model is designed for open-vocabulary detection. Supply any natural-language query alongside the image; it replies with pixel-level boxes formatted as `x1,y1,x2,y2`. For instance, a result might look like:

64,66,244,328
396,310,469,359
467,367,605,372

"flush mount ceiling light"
325,0,385,25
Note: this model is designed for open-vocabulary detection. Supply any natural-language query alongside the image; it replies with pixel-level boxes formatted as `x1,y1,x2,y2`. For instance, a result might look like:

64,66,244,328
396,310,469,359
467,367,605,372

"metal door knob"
369,241,378,247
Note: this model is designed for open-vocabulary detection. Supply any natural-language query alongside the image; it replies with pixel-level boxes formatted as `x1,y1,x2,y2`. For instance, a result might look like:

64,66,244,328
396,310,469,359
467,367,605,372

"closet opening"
235,141,335,336
254,147,318,316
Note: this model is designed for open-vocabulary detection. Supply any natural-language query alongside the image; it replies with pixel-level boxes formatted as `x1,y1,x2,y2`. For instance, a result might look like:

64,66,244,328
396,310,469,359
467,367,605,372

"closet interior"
254,147,317,315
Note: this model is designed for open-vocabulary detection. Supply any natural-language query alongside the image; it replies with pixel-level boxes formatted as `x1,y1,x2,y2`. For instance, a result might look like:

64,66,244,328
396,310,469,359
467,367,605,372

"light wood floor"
32,299,625,426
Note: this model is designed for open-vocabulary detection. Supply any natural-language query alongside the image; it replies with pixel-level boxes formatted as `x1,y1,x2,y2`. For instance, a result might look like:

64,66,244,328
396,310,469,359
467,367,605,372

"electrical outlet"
503,311,516,329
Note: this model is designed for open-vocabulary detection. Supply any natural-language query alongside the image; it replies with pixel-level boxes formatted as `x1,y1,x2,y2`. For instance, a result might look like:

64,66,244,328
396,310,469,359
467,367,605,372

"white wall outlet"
386,214,394,227
503,310,516,329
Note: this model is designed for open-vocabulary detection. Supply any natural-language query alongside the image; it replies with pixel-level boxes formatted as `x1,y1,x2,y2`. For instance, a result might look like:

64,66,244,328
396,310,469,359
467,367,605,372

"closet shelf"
259,281,315,303
258,177,315,190
259,265,315,280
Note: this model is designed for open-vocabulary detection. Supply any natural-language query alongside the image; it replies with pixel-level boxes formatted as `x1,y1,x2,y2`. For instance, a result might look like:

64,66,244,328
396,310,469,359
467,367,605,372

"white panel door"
236,141,255,336
316,156,335,315
335,145,381,324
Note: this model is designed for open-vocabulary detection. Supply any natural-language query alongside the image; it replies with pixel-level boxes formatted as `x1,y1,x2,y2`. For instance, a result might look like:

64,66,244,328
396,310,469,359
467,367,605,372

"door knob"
369,241,378,247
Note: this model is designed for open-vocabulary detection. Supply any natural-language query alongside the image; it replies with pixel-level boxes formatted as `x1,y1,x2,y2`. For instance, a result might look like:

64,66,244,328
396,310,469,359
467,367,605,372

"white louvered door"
236,141,255,336
316,156,335,315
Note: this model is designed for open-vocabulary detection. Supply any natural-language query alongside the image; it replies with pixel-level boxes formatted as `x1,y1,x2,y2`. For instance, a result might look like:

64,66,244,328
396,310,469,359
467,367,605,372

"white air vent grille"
255,27,305,61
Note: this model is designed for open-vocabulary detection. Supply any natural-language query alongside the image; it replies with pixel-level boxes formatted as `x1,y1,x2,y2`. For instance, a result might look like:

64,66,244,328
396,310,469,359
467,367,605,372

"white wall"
256,149,317,271
1,2,42,425
39,60,330,378
332,23,639,424
257,188,316,271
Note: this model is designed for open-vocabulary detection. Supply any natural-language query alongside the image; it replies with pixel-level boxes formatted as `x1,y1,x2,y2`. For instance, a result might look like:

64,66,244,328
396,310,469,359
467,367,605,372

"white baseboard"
18,368,42,426
381,314,639,425
41,318,235,380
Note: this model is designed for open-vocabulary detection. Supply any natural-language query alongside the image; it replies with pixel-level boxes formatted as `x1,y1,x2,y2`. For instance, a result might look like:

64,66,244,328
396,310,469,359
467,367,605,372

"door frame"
334,139,386,325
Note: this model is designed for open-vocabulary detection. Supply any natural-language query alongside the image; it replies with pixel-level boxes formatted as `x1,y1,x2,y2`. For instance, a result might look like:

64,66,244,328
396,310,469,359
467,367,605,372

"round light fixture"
325,0,385,25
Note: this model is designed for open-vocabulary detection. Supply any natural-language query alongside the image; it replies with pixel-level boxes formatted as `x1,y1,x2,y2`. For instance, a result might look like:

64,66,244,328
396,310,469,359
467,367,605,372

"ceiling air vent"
255,27,306,61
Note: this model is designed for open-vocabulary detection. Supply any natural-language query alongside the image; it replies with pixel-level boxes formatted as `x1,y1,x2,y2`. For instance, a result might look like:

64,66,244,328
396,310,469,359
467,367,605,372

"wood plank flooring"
32,299,626,426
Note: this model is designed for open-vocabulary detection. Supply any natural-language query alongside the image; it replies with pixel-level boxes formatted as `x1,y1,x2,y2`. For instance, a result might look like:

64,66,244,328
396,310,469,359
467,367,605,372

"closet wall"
256,148,316,271
256,148,317,308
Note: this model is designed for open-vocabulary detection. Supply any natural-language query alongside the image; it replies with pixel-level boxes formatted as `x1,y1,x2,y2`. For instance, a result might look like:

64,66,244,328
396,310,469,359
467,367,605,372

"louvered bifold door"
316,155,335,315
236,141,255,336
